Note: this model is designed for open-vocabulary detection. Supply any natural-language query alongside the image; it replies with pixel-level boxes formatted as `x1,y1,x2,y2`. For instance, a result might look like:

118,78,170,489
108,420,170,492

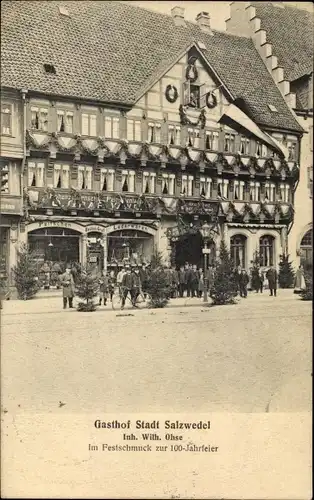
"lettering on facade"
103,223,156,235
85,225,107,233
37,221,72,228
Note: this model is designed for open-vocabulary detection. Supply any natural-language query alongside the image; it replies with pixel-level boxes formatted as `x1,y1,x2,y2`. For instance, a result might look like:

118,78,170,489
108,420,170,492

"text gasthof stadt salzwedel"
89,419,219,453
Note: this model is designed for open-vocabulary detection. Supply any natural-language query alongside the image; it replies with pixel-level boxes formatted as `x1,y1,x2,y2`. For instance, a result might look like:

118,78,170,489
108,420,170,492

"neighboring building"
0,89,25,287
226,1,313,267
1,0,304,281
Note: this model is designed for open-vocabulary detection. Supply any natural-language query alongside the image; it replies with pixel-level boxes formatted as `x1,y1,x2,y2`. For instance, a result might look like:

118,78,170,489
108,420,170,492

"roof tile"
0,0,303,132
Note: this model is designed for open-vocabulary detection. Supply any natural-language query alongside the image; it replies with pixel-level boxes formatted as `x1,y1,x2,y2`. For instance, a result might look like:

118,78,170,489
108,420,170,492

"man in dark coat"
239,269,249,298
60,266,75,309
266,266,278,297
190,264,199,298
178,266,186,298
185,264,193,297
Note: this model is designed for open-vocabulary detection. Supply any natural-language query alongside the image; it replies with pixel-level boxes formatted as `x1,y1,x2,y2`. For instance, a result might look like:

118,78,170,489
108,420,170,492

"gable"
128,46,232,131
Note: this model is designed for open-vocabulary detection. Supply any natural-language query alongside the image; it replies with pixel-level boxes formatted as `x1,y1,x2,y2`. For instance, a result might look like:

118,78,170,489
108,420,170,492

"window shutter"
199,83,209,109
82,114,89,135
127,120,134,141
90,115,97,136
182,81,190,106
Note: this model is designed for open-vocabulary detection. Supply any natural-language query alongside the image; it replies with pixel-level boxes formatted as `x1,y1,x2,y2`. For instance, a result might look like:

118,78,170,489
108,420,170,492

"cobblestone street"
1,290,311,414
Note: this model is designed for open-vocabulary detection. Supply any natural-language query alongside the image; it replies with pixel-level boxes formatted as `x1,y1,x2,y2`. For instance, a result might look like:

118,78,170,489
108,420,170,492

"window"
57,110,73,133
189,84,200,108
161,173,175,196
259,235,274,267
0,165,9,193
142,172,156,194
147,122,161,143
27,161,45,187
217,179,229,199
268,104,278,112
224,133,236,153
256,141,262,156
168,125,181,146
78,166,93,190
232,180,245,200
31,107,48,131
279,183,290,203
265,182,276,202
249,181,260,201
181,175,194,196
127,119,141,141
100,168,114,191
187,128,200,148
261,144,268,157
230,235,246,268
240,136,250,155
287,141,297,161
1,104,12,135
53,164,69,189
205,131,219,150
200,177,212,199
121,170,135,193
81,113,97,136
104,116,119,139
300,229,313,266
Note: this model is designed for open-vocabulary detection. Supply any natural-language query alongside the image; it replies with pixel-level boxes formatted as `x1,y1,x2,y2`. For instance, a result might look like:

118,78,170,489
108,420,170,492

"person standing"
131,268,142,306
198,268,204,298
239,269,249,298
99,270,109,306
138,264,147,296
257,268,264,293
266,266,278,297
190,264,199,298
185,264,193,298
170,266,179,298
207,264,214,297
116,266,126,297
120,267,133,309
60,266,75,309
178,266,186,298
294,265,306,294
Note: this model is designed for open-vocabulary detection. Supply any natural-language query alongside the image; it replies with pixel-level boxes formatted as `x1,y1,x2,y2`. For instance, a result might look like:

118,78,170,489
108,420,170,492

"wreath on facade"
165,85,178,103
185,64,198,83
206,92,217,109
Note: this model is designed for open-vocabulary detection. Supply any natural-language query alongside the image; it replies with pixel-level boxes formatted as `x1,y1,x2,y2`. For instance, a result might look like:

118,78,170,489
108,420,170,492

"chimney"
196,11,212,33
171,6,186,27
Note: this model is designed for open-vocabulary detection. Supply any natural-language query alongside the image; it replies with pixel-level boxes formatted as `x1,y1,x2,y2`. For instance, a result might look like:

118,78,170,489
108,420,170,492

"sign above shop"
85,225,108,234
0,196,23,215
103,223,157,236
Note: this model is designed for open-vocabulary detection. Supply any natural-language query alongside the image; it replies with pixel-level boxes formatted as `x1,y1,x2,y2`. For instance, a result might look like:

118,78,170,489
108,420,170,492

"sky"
123,1,313,32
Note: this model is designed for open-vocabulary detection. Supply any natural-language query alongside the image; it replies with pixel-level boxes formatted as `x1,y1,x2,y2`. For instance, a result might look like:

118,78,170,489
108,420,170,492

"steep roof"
253,1,313,82
1,0,303,132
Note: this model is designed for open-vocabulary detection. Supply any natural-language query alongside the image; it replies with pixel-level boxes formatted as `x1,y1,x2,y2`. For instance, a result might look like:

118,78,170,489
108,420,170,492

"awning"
220,104,285,156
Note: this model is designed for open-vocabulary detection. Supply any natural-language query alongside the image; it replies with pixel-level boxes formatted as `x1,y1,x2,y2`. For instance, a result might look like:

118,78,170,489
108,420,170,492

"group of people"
236,265,279,297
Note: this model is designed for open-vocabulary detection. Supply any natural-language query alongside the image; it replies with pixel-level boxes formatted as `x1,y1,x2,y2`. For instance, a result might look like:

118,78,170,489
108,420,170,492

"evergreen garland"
278,253,295,288
12,244,41,300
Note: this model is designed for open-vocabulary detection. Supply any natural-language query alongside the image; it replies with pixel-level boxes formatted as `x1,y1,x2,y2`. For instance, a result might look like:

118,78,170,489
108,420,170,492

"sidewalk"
1,288,299,316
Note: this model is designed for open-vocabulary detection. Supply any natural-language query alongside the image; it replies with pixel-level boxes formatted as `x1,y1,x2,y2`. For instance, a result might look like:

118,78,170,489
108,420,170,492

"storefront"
26,220,158,273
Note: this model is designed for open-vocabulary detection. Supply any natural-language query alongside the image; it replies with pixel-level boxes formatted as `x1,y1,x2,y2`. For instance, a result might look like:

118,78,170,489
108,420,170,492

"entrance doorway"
87,232,104,275
174,231,216,269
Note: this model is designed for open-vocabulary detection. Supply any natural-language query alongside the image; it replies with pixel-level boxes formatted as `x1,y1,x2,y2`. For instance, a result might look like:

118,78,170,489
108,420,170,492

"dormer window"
44,64,56,74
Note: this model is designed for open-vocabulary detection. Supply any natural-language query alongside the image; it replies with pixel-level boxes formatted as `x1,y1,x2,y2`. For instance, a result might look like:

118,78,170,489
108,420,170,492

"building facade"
0,1,304,286
226,0,313,268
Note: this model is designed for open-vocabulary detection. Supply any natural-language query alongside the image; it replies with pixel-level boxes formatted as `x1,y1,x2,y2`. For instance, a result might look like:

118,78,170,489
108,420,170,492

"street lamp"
200,223,211,302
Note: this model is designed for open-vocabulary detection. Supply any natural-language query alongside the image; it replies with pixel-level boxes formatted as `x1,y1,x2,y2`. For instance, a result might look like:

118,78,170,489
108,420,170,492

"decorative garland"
185,64,198,83
179,105,206,129
205,92,217,109
165,85,178,103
